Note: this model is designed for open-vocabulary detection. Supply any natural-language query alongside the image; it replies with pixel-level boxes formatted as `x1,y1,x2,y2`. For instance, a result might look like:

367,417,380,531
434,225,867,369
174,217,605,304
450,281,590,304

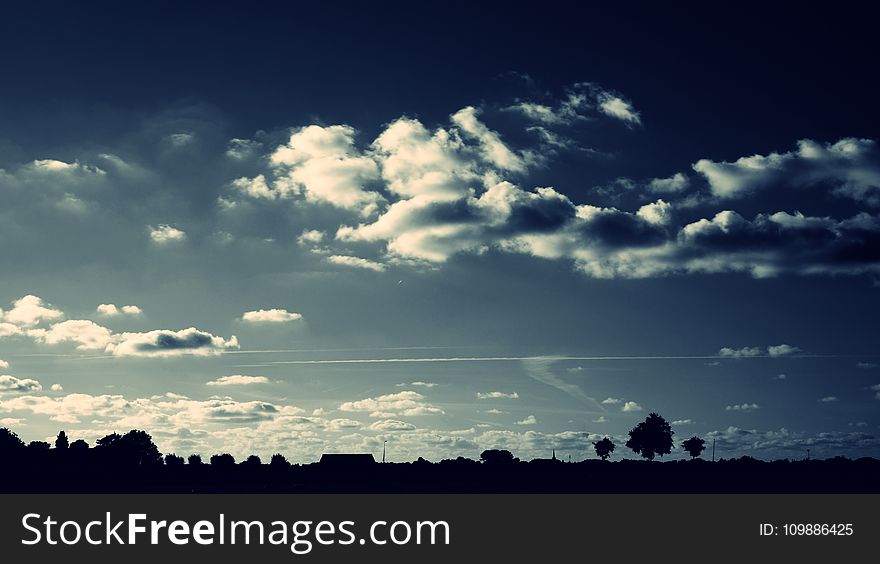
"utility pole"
712,438,716,462
382,440,387,463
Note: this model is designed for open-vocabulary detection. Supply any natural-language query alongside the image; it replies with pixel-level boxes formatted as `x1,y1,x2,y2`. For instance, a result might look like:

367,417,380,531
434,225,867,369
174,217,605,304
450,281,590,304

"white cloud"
0,360,7,369
648,173,690,193
592,416,607,423
0,295,63,326
451,106,528,172
768,344,800,357
0,324,22,338
326,255,387,272
596,92,641,125
719,344,800,358
338,390,444,417
476,391,519,400
297,229,325,246
621,401,643,412
241,308,303,323
818,396,839,403
485,408,506,414
148,224,187,244
719,346,763,358
0,375,42,393
50,384,63,392
515,415,538,425
369,419,416,432
106,327,239,358
269,124,383,215
726,403,760,411
207,375,270,386
693,138,880,203
672,419,694,426
27,319,114,350
600,397,622,405
231,174,275,199
397,381,438,388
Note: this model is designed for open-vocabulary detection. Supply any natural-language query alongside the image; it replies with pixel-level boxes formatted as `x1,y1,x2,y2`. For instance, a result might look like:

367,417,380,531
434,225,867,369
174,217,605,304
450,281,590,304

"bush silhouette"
187,454,203,465
593,437,615,460
69,439,89,452
625,412,674,461
682,436,706,459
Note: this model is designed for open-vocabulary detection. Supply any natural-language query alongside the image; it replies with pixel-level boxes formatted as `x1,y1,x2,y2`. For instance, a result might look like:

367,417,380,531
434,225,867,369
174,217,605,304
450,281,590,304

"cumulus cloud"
369,419,416,432
0,295,63,326
148,224,187,244
720,344,800,358
326,255,387,272
601,397,622,405
50,384,63,392
107,327,239,357
27,319,114,350
97,304,143,316
206,375,270,386
621,401,643,412
693,138,880,203
0,360,8,369
240,308,303,323
0,392,294,426
267,124,384,215
672,419,694,426
768,344,800,357
297,229,325,246
726,403,760,411
0,375,42,393
476,391,519,400
338,390,444,417
515,415,538,425
647,173,690,194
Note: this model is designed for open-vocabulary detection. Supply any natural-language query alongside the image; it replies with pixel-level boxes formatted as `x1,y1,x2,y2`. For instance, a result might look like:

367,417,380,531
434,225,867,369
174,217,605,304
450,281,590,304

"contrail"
231,353,839,367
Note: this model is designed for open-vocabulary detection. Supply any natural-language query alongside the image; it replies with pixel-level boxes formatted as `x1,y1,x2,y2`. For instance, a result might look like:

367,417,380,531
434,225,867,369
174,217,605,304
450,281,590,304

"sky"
1,1,879,462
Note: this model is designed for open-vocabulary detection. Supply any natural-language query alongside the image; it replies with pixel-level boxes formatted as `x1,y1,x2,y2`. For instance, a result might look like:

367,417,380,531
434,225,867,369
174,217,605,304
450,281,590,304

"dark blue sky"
0,1,878,462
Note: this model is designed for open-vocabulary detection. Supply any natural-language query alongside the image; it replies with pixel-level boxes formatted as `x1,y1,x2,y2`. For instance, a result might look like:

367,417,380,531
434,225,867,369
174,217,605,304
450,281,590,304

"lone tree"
625,412,674,461
593,437,615,461
55,431,69,450
681,436,706,459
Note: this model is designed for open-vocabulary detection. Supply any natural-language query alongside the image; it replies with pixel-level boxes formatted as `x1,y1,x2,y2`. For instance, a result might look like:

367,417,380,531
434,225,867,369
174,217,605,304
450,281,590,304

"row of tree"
592,412,705,461
1,412,699,467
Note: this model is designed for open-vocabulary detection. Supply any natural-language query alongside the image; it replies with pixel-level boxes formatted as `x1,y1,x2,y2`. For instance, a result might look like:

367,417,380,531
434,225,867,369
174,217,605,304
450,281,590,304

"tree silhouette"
270,453,290,468
69,439,89,452
96,430,162,467
165,454,185,467
55,431,69,450
242,455,261,468
0,427,26,454
480,449,519,465
681,436,706,459
625,413,674,461
593,437,615,460
210,453,236,468
187,454,203,466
